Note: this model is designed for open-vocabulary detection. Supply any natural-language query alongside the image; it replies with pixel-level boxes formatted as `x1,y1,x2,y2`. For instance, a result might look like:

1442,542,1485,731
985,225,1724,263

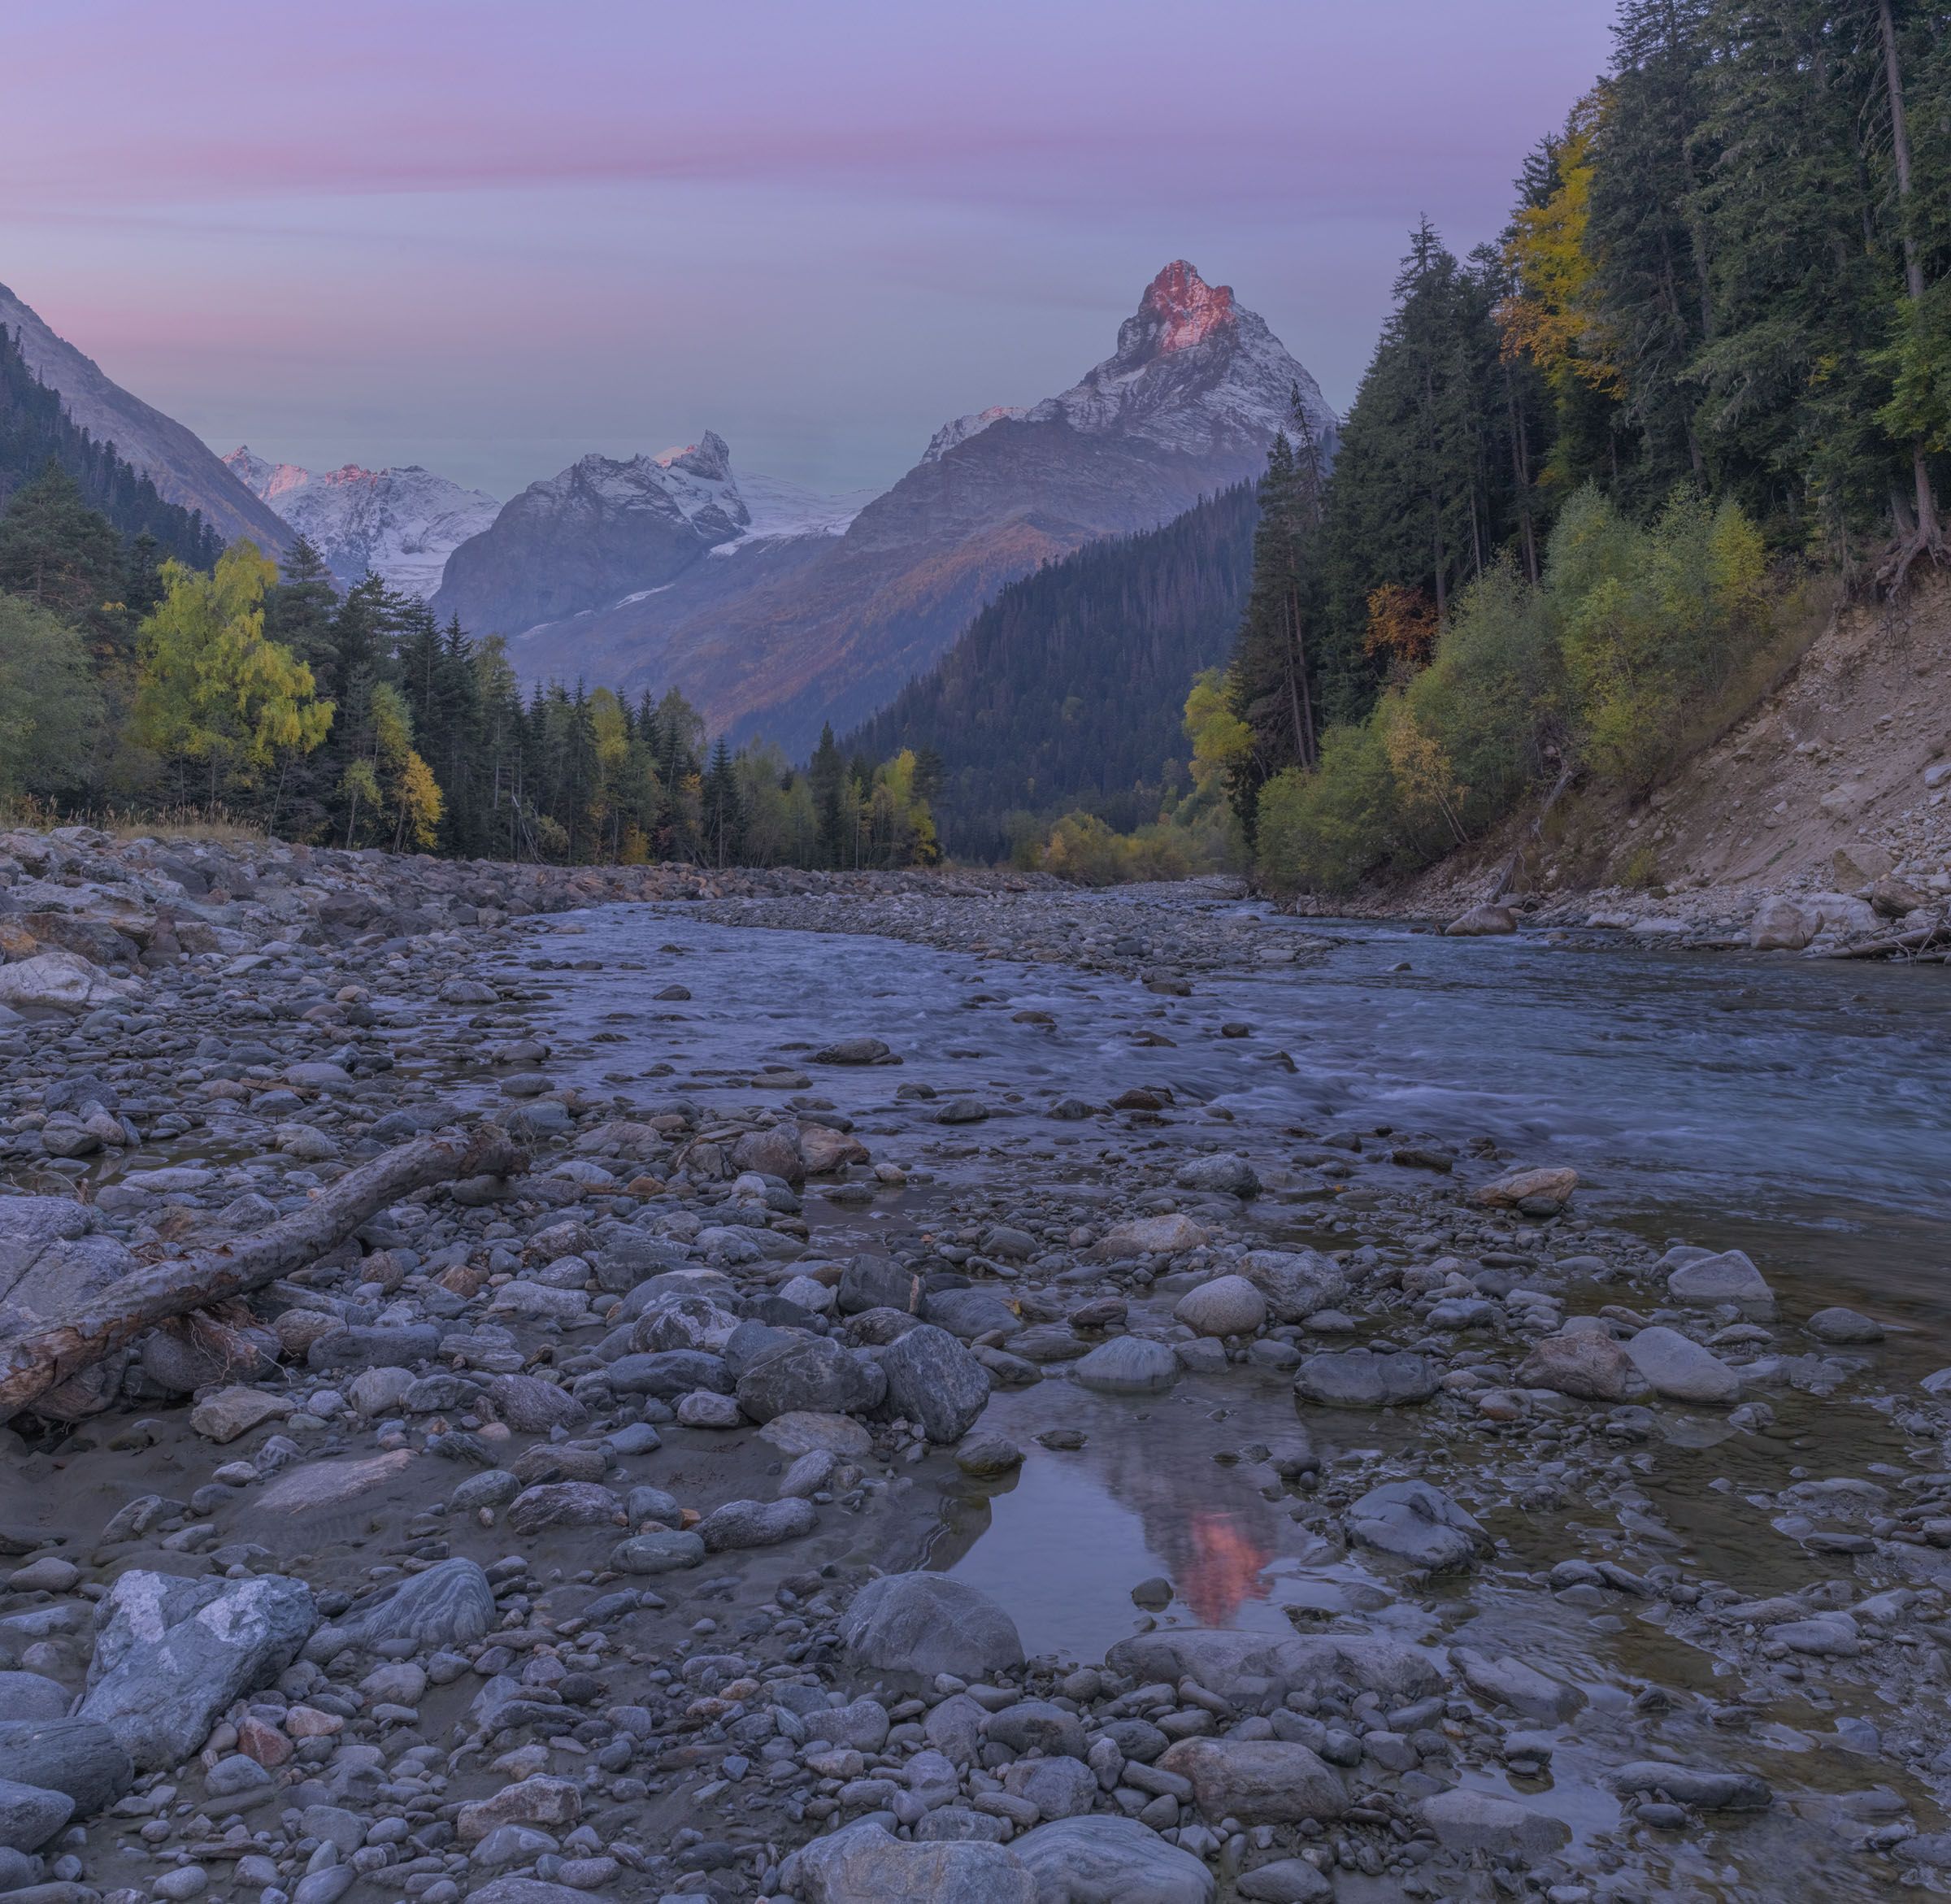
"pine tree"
809,723,847,868
700,738,745,867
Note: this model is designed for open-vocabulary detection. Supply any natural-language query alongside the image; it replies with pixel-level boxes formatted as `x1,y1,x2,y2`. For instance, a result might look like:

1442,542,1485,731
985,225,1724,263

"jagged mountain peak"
1122,259,1238,359
922,259,1333,472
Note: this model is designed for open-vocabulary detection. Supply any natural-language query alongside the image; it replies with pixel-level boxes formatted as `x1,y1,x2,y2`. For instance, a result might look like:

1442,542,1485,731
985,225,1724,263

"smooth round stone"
610,1532,705,1576
1174,1275,1267,1337
1073,1337,1180,1393
675,1391,743,1428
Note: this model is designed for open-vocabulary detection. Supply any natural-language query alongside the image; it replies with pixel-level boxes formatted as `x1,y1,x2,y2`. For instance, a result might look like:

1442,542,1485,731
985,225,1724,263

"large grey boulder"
1293,1349,1438,1409
838,1257,922,1315
1174,1276,1267,1337
80,1570,316,1771
922,1286,1021,1340
736,1334,884,1421
1073,1337,1179,1394
840,1572,1024,1680
1237,1249,1345,1322
1011,1816,1214,1904
1625,1326,1741,1404
0,1719,132,1813
1173,1153,1260,1198
0,1672,73,1721
302,1557,496,1664
880,1323,992,1441
1158,1738,1347,1824
1666,1249,1774,1318
0,1779,72,1854
792,1822,1035,1904
1420,1788,1570,1856
1345,1480,1489,1571
0,1199,137,1423
697,1497,818,1550
1455,1649,1585,1722
1515,1330,1638,1401
1610,1761,1772,1811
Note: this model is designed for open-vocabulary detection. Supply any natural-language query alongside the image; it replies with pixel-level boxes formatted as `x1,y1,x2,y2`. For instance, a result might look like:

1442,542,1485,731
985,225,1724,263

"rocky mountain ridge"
429,432,874,642
493,261,1335,753
224,447,501,599
0,281,291,552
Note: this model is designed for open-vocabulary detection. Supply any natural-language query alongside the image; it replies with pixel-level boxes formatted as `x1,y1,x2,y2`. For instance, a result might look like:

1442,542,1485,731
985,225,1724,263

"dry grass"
0,794,269,846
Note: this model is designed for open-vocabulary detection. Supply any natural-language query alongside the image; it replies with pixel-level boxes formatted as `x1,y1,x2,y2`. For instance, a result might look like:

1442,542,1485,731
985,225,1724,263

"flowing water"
504,900,1951,1897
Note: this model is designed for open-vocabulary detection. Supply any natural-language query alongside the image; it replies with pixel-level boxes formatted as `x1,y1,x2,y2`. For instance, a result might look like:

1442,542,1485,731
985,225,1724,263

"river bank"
2,832,1951,1904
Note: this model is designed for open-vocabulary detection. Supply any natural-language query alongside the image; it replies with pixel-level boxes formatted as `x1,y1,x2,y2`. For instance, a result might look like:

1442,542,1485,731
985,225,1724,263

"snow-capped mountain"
493,261,1335,753
224,448,499,599
430,431,875,637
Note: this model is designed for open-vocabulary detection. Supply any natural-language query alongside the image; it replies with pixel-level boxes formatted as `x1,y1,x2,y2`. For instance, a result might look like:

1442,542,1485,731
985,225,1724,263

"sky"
3,1,1618,502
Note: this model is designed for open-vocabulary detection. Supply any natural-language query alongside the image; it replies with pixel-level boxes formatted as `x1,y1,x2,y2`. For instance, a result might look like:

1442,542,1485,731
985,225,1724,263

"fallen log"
0,1126,523,1424
1826,921,1949,959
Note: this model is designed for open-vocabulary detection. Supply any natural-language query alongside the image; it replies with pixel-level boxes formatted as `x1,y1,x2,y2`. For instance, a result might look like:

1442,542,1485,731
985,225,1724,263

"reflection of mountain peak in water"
1182,1507,1275,1627
1089,1424,1280,1627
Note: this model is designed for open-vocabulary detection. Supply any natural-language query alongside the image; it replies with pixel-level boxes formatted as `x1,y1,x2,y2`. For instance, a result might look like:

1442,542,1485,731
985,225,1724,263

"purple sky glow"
4,1,1617,497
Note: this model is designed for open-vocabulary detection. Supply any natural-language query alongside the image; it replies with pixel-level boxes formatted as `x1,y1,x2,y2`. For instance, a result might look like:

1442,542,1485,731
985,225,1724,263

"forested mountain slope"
848,484,1257,856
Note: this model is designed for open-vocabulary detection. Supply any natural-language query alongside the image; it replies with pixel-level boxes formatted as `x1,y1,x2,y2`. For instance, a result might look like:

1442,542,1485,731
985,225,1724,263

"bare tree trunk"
1879,0,1942,569
0,1128,522,1424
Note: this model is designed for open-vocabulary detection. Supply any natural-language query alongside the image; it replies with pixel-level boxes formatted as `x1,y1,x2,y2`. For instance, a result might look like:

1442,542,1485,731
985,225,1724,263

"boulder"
799,1124,870,1175
1237,1249,1345,1322
1749,897,1816,951
1455,1650,1584,1721
0,1779,72,1854
1172,1154,1260,1198
838,1257,922,1316
0,1673,72,1722
879,1324,992,1442
506,1483,624,1536
0,1719,133,1813
1345,1480,1488,1571
1610,1762,1772,1811
1073,1337,1180,1394
302,1558,496,1664
1158,1738,1346,1824
1419,1788,1570,1857
189,1387,293,1443
1445,902,1516,937
1514,1330,1638,1401
0,950,139,1011
1805,1306,1884,1344
1002,1754,1098,1819
1293,1349,1438,1409
1472,1165,1577,1215
736,1334,884,1422
610,1532,705,1576
80,1571,316,1771
1625,1326,1741,1405
840,1572,1024,1680
813,1037,896,1066
1832,841,1894,888
1010,1816,1214,1904
923,1286,1021,1339
793,1824,1034,1904
1174,1275,1267,1337
697,1497,818,1550
730,1127,805,1184
1088,1215,1208,1261
1666,1248,1774,1318
0,1200,137,1424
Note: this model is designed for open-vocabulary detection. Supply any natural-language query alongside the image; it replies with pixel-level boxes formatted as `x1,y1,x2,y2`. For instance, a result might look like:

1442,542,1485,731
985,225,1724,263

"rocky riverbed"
2,827,1951,1904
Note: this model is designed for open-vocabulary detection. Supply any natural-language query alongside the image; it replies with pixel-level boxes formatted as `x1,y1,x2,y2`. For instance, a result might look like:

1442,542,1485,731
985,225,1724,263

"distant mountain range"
479,260,1335,754
224,447,500,598
0,281,290,552
2,263,1334,789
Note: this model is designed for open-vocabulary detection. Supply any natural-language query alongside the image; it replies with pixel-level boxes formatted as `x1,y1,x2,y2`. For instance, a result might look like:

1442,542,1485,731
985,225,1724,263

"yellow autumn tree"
133,541,333,812
1497,89,1623,399
341,681,442,849
1380,694,1468,846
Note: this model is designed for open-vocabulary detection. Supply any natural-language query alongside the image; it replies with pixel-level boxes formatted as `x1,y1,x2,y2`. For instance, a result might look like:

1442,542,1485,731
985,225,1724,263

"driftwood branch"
0,1127,523,1424
1827,920,1949,960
